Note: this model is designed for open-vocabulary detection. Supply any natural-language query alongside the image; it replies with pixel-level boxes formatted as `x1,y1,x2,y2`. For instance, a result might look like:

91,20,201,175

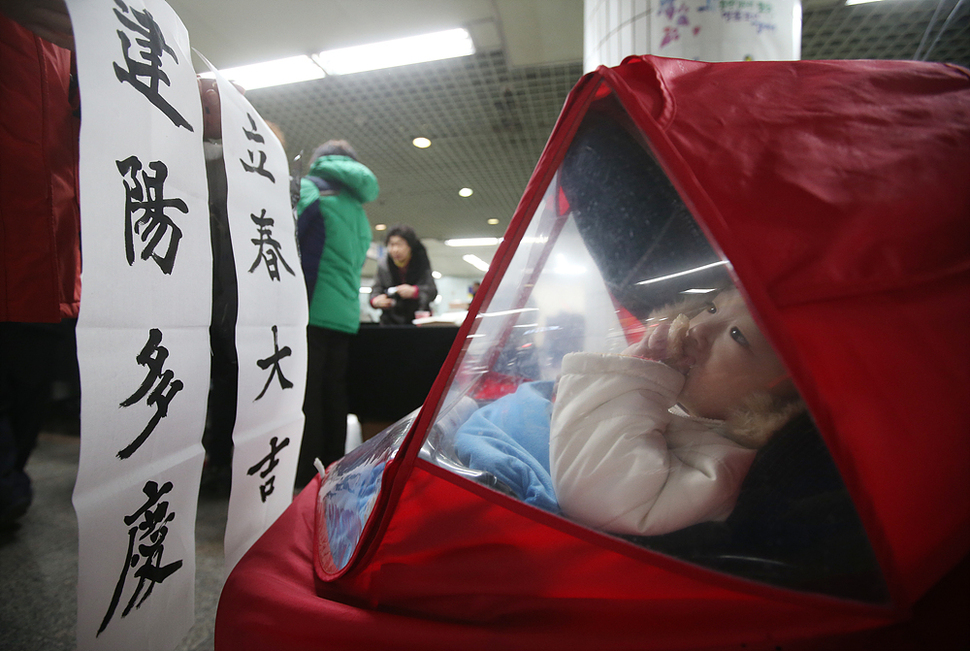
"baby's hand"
622,314,692,373
623,321,671,360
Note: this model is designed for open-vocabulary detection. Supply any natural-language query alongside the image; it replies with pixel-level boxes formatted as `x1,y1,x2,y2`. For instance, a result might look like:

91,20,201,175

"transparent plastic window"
422,108,888,602
316,411,417,575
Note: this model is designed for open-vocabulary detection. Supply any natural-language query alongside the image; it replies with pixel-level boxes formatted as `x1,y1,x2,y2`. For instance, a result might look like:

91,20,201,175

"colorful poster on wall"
652,0,801,61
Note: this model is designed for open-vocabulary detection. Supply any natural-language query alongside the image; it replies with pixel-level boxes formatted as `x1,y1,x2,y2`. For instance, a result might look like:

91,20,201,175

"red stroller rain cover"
216,56,970,650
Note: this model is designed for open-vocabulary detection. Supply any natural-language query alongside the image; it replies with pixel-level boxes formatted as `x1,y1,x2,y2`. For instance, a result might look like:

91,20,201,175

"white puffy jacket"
550,352,756,536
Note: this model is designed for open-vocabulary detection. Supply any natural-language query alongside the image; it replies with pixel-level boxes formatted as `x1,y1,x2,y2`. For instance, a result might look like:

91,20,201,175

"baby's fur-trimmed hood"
724,392,805,449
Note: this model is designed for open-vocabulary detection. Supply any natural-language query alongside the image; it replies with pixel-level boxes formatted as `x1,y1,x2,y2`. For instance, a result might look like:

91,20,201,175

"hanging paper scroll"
652,0,801,61
68,0,210,649
200,60,308,572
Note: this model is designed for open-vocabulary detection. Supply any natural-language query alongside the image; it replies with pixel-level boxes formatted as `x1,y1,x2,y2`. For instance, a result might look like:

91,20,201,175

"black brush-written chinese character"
255,325,293,400
249,209,295,281
118,156,186,275
97,479,183,636
242,112,265,144
241,149,274,182
246,436,290,502
112,0,193,131
239,113,275,182
118,328,183,459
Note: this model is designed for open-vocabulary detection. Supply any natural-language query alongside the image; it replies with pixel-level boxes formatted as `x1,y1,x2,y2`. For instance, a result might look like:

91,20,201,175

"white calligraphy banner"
651,0,800,61
200,62,309,572
68,0,210,649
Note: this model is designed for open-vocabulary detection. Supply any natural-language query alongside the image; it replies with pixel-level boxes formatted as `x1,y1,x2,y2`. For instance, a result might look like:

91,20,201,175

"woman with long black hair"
370,224,437,325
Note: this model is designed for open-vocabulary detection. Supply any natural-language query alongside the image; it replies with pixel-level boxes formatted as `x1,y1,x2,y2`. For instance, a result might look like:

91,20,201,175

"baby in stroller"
550,286,804,536
450,284,804,537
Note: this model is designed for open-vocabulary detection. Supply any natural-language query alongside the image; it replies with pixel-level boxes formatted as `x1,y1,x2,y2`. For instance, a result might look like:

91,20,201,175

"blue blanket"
453,381,559,513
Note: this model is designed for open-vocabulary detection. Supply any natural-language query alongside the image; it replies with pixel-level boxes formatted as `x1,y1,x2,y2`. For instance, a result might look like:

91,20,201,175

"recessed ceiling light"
375,224,387,231
487,218,499,225
432,271,441,279
412,137,431,148
459,187,474,197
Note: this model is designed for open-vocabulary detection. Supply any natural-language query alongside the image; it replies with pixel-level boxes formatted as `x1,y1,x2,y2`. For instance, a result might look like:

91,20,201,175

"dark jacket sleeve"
370,257,392,305
297,176,338,300
413,266,438,313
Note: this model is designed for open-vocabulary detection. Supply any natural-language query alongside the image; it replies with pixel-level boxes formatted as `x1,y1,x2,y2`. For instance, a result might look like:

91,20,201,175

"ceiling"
167,0,969,279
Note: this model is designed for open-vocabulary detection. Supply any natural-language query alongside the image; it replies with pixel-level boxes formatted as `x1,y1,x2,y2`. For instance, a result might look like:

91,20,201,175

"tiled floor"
0,430,229,651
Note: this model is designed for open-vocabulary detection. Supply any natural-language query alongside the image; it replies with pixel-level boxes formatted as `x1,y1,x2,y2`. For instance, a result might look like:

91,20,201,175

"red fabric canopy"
607,58,970,603
217,477,968,650
217,57,970,649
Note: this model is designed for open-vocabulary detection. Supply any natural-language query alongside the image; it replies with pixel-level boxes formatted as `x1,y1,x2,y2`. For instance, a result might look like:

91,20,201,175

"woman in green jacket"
295,140,378,485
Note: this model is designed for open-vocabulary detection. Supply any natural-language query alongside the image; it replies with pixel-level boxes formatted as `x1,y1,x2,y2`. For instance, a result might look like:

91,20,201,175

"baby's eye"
730,326,750,347
705,303,717,315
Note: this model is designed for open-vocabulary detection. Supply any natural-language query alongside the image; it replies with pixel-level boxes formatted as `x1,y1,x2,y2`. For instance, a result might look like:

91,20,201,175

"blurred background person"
295,140,378,486
449,280,481,311
1,0,79,526
2,0,242,516
369,224,437,325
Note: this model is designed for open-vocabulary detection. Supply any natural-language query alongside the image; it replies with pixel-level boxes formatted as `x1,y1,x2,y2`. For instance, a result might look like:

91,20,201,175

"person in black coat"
369,225,437,325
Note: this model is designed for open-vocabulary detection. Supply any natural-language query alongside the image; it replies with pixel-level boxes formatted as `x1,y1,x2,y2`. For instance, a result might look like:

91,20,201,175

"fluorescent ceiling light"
845,0,884,5
445,237,502,247
487,219,499,225
635,261,730,287
459,187,474,197
360,286,373,294
200,55,325,90
480,307,539,318
201,27,473,90
412,137,431,148
462,254,491,272
313,28,474,76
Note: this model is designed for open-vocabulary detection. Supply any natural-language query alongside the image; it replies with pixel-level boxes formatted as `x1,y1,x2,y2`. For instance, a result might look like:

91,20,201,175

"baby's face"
677,290,790,420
